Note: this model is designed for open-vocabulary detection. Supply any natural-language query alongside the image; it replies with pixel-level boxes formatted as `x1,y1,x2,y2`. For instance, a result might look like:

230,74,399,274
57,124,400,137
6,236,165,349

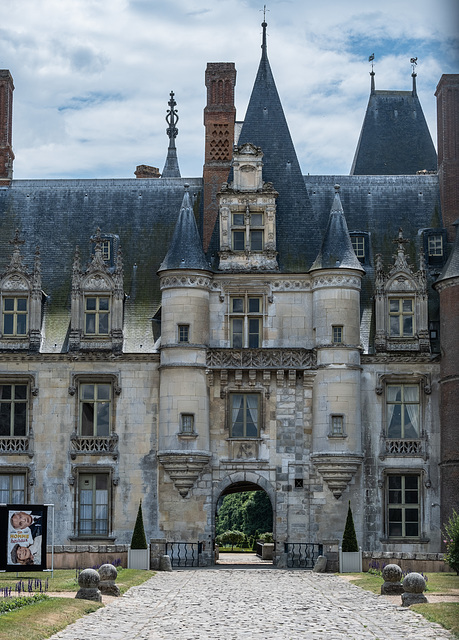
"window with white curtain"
0,473,26,503
386,384,419,438
78,473,109,536
230,393,260,437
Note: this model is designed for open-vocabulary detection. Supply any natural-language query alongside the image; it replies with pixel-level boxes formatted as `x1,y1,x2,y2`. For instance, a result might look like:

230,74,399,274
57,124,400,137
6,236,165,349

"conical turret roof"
237,20,318,272
310,185,365,272
158,185,210,272
434,220,459,286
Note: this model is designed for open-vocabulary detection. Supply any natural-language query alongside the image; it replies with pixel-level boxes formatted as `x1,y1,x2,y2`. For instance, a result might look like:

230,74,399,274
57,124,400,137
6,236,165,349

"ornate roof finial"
162,91,181,178
166,91,179,141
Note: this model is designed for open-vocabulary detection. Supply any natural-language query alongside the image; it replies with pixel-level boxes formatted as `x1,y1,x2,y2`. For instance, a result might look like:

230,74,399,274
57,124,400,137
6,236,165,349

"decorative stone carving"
206,348,316,370
0,231,43,351
69,228,124,353
381,564,404,595
311,454,363,499
374,229,430,353
158,452,211,497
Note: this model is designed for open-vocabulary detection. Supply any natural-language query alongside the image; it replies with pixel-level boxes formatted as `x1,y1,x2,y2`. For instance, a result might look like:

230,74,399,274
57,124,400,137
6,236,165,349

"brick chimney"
435,74,459,241
135,164,161,178
0,70,14,185
202,63,236,250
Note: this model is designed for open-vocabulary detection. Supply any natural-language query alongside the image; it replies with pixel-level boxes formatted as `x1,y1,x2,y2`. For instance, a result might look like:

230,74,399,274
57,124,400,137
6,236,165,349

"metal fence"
166,542,202,567
284,542,323,568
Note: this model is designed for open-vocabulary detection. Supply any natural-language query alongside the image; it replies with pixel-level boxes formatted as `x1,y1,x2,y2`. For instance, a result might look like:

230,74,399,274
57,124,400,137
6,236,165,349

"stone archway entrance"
213,477,275,565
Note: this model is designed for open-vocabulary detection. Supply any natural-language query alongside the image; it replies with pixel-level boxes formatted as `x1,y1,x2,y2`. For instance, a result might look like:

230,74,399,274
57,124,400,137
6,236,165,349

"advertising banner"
0,505,48,571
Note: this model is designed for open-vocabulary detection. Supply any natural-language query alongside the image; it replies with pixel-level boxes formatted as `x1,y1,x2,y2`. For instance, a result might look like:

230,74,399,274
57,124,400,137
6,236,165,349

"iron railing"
284,542,323,568
166,542,202,567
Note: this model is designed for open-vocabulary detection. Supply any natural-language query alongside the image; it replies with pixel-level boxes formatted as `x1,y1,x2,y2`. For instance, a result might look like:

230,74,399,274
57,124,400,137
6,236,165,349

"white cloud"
1,0,457,179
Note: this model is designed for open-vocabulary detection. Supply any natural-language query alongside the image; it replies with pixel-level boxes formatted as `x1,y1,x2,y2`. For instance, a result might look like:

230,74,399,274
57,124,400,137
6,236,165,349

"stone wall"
47,545,128,569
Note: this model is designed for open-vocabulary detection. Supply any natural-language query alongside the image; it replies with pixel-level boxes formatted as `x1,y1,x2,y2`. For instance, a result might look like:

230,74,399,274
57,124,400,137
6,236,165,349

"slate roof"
0,177,201,352
350,75,437,176
435,219,459,285
159,185,211,272
310,186,365,272
235,21,319,272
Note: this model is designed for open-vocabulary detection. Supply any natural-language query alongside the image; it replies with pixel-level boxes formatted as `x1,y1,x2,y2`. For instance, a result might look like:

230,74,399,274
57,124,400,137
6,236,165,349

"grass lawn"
412,603,459,638
344,572,459,638
0,567,155,595
0,568,155,640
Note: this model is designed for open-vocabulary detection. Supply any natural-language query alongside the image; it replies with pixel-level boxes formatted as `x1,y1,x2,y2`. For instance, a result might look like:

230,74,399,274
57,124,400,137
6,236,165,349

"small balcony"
70,433,119,460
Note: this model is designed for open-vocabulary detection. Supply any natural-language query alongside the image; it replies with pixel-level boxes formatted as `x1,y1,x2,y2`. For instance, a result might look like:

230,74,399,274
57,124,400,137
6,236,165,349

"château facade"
0,23,458,568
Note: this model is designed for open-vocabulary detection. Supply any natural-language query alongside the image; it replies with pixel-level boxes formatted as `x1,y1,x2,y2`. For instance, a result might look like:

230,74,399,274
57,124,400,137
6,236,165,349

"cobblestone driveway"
49,568,454,640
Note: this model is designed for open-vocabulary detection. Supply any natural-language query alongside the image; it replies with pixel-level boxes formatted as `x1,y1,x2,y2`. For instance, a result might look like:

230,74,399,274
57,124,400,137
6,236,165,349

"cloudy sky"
1,0,458,180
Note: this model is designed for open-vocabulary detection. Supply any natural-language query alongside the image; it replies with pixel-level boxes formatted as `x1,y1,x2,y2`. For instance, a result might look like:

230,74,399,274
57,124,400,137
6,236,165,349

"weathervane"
410,57,418,74
369,53,375,71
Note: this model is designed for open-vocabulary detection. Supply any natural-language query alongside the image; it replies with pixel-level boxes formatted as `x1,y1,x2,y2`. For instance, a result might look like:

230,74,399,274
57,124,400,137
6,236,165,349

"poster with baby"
0,505,47,571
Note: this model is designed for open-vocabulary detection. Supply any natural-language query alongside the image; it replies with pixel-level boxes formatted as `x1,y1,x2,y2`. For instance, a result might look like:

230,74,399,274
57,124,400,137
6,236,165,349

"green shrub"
0,593,49,614
443,510,459,575
258,532,273,543
216,530,245,550
342,501,359,552
131,501,148,549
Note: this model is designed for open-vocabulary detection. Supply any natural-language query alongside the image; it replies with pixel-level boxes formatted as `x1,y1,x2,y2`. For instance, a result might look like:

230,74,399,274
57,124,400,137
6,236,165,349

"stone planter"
128,546,150,570
339,547,362,573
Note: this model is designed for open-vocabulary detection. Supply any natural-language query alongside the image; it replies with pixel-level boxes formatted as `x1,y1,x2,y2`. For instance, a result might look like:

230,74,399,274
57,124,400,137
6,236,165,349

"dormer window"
374,229,429,353
3,297,28,336
389,298,414,337
0,231,44,351
85,296,110,335
231,210,264,252
69,228,124,352
428,234,443,257
218,143,278,272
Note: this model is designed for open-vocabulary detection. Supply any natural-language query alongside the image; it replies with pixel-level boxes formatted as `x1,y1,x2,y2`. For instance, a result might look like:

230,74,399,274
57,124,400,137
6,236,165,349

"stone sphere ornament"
401,572,428,606
380,563,404,595
98,563,121,597
75,568,102,602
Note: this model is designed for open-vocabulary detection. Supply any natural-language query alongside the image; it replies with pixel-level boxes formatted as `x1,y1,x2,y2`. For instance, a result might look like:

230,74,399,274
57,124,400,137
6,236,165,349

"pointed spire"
412,72,417,96
162,91,181,178
237,18,318,271
158,185,210,272
310,185,365,272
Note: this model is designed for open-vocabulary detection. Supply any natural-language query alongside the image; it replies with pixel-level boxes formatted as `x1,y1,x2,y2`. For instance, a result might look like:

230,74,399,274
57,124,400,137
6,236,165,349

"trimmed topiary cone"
342,500,359,552
131,501,148,549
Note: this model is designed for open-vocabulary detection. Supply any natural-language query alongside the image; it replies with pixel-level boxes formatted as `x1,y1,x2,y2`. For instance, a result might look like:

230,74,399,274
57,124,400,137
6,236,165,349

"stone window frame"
230,207,265,253
2,296,28,337
69,373,121,441
0,374,37,456
388,297,415,338
0,466,31,503
69,464,117,541
380,468,429,543
69,232,124,353
178,413,197,438
332,325,344,344
328,413,346,438
376,373,430,460
228,391,263,439
84,294,111,337
178,324,190,343
0,253,44,352
227,290,266,348
89,232,120,270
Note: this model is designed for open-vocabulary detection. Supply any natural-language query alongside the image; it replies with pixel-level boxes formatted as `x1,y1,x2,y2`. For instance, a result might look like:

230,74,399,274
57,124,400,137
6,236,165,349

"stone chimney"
435,74,459,241
0,70,15,185
135,165,161,179
202,63,236,250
